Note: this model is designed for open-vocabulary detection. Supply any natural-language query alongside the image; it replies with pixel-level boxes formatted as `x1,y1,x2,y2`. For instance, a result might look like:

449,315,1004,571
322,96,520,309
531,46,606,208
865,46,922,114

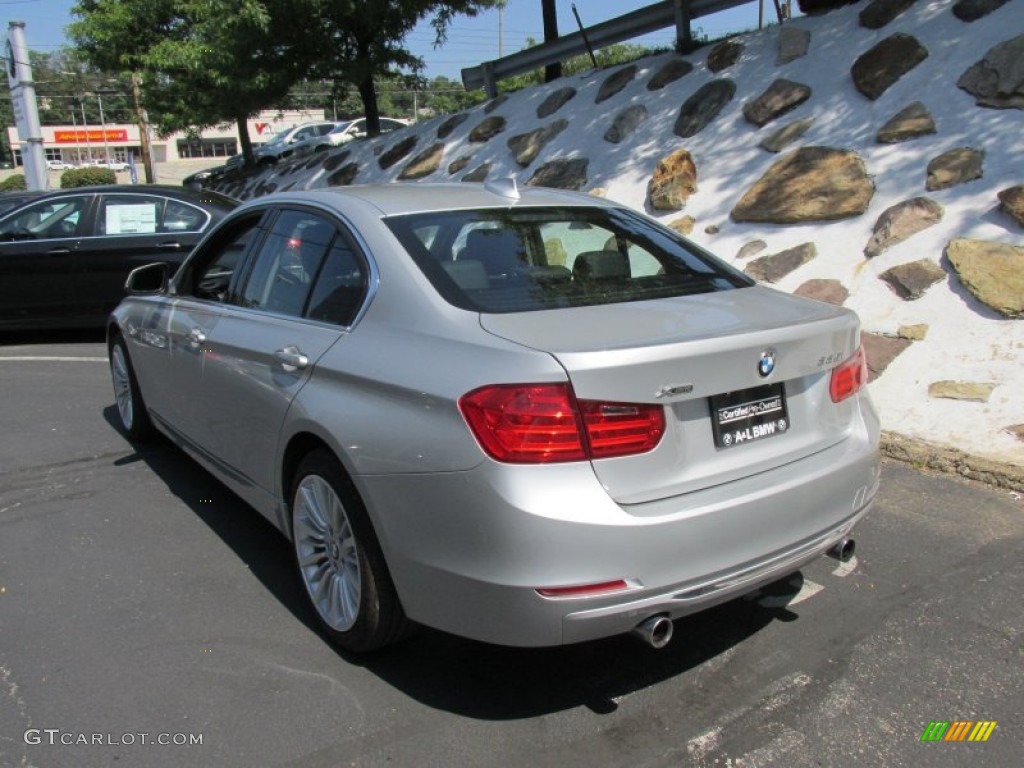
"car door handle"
274,346,308,372
47,247,72,254
188,328,206,345
156,241,181,250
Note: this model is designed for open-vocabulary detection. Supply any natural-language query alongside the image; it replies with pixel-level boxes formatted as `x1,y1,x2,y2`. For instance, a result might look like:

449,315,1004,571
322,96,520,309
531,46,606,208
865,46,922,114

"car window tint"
185,216,262,302
98,195,161,235
0,196,89,241
162,200,210,233
307,239,369,326
238,210,334,317
385,206,752,313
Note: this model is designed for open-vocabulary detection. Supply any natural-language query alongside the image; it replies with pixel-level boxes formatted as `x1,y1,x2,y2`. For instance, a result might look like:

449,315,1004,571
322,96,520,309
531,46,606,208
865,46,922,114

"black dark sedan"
0,185,237,329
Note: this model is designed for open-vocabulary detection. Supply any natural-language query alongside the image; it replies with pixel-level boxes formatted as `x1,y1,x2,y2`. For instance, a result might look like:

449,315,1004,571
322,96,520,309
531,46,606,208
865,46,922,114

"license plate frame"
710,383,789,449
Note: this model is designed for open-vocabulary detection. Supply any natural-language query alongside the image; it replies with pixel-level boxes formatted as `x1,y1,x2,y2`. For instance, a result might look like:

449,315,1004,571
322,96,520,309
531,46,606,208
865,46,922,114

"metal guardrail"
462,0,756,96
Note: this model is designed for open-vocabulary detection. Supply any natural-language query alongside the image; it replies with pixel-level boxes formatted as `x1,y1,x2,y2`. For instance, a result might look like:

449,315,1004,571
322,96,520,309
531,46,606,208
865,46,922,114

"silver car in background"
108,180,880,652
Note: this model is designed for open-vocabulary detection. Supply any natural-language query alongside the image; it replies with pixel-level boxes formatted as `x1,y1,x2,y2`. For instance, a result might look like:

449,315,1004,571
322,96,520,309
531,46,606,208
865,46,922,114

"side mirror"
125,262,169,295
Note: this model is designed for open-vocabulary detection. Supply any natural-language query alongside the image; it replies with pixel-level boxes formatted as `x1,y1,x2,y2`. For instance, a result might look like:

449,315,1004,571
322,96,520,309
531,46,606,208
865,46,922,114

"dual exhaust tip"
631,537,857,650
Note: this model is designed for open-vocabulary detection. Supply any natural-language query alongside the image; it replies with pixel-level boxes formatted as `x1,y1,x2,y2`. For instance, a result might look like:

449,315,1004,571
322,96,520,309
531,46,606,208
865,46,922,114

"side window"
183,215,263,302
307,239,369,326
162,200,210,233
98,195,161,235
0,196,89,241
238,210,334,317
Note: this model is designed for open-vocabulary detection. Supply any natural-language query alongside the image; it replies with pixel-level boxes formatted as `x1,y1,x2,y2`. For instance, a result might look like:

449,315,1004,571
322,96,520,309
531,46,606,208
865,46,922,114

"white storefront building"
7,109,328,167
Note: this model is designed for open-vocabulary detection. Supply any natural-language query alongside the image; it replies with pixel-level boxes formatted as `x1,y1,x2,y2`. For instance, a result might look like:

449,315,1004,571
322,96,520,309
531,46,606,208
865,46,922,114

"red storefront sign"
53,129,130,143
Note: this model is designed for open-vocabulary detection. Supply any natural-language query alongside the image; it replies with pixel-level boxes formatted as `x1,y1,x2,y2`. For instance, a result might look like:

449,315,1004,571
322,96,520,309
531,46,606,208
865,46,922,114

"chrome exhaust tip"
633,615,673,649
827,538,856,562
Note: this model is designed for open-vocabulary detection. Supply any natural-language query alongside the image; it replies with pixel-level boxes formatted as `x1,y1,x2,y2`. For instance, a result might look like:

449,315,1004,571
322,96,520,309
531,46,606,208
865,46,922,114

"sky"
5,0,770,81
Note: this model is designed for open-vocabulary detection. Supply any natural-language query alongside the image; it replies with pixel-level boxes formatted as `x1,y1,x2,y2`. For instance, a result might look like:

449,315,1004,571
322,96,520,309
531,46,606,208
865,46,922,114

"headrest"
572,250,630,281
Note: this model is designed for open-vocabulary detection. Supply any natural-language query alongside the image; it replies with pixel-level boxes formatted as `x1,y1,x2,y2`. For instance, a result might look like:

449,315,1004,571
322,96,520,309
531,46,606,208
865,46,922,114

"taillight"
459,383,665,464
829,345,868,403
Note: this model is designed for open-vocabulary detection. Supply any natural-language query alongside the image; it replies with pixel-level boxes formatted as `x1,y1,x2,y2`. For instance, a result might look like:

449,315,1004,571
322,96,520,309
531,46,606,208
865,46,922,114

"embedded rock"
997,185,1024,228
468,116,507,142
604,105,648,143
946,238,1024,318
507,119,569,166
731,147,874,223
777,26,811,65
743,79,812,128
447,155,472,175
736,239,767,259
398,143,444,180
674,79,736,138
707,40,743,73
760,117,815,153
483,94,508,114
378,136,418,170
957,34,1024,109
327,163,360,186
897,324,929,340
745,242,817,283
851,33,929,101
1005,424,1024,443
647,149,698,211
322,150,351,172
876,102,936,143
537,87,576,118
864,197,944,258
596,65,636,104
705,224,720,235
879,259,946,300
526,158,588,190
862,332,911,380
462,163,492,183
859,0,916,29
668,216,695,236
925,147,984,191
648,59,693,90
953,0,1012,22
794,278,849,305
928,381,997,402
437,113,469,139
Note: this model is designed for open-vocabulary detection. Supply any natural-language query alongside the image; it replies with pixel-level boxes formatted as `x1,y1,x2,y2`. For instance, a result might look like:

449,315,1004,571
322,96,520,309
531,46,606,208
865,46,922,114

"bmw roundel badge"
757,350,777,378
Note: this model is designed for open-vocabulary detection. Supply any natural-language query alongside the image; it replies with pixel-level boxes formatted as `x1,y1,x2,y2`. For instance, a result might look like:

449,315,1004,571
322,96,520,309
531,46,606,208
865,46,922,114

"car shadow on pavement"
102,404,803,720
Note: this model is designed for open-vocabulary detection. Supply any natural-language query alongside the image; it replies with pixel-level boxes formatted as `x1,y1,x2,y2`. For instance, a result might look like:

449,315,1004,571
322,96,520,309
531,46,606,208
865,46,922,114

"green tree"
308,0,499,136
69,0,319,166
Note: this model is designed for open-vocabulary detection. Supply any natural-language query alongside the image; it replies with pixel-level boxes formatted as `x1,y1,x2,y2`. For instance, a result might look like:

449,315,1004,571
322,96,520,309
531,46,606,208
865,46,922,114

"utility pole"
130,71,155,183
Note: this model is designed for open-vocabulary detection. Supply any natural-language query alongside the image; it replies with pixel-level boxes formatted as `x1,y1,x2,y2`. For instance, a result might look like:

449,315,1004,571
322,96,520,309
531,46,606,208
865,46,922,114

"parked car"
294,117,411,155
0,190,44,217
46,159,76,171
182,165,227,190
108,181,879,652
0,185,237,330
89,159,131,172
224,121,339,169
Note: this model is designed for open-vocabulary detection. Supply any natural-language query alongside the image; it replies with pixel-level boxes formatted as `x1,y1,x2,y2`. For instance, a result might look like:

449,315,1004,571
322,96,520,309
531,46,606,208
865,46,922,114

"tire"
109,334,155,441
291,450,409,652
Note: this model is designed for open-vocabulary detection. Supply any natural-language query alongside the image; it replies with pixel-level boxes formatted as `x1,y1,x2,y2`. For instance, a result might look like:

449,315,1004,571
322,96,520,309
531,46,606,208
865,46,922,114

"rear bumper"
359,426,880,647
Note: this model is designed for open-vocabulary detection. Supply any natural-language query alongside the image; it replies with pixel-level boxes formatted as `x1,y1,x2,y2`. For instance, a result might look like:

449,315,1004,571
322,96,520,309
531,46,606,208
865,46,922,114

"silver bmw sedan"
108,179,880,652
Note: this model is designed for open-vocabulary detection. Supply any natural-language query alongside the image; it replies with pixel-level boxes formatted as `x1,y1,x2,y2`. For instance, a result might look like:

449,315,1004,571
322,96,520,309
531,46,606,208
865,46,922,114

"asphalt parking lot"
1,336,1022,768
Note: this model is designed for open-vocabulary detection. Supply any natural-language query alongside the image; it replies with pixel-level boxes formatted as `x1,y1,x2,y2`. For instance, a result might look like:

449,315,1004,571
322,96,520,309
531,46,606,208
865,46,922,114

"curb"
881,431,1024,493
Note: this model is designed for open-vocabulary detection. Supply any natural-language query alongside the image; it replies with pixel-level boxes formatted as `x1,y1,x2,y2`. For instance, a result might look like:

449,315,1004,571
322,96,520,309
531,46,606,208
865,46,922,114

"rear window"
384,206,752,313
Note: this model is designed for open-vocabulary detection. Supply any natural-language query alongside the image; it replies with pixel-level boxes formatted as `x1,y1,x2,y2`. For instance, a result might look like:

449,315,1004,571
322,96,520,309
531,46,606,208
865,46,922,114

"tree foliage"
69,0,319,163
307,0,499,135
